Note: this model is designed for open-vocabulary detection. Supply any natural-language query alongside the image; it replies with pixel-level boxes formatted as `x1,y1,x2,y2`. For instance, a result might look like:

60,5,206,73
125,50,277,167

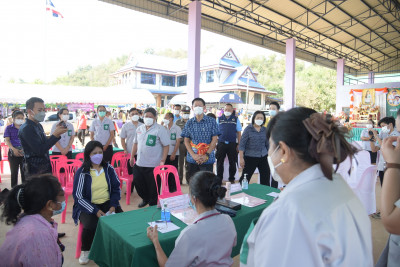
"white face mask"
267,145,284,184
224,111,232,117
182,114,190,119
163,119,170,125
174,110,180,115
193,107,204,116
144,118,154,126
14,119,24,125
255,119,263,126
131,115,139,122
381,126,389,133
366,124,373,129
61,115,69,121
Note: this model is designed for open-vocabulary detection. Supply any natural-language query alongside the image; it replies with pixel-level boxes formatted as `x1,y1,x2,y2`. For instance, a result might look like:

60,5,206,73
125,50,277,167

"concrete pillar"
187,0,201,107
284,38,296,110
156,94,162,108
368,72,374,84
336,59,345,113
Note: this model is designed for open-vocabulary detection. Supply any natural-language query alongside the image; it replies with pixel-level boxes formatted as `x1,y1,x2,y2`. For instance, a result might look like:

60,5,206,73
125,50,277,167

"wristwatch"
384,163,400,171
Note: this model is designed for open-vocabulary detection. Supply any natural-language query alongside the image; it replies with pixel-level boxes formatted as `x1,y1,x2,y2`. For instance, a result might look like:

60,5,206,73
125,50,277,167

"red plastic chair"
75,152,84,162
0,144,10,174
75,223,84,258
56,159,82,223
50,155,68,183
113,153,134,205
153,165,182,203
111,152,125,166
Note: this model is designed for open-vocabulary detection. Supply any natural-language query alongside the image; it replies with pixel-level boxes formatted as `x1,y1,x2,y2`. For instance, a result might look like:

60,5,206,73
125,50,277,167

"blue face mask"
189,198,196,212
52,201,66,216
269,110,277,117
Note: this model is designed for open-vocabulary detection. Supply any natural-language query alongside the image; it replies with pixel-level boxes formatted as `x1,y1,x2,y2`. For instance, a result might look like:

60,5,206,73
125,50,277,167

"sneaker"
79,251,90,265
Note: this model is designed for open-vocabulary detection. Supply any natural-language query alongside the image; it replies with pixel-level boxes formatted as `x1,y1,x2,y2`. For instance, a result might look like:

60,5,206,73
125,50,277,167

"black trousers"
51,151,73,159
187,163,214,185
79,201,123,251
8,151,25,188
103,145,113,164
133,165,157,206
216,142,237,182
368,151,377,164
77,129,86,146
239,155,277,188
165,155,179,192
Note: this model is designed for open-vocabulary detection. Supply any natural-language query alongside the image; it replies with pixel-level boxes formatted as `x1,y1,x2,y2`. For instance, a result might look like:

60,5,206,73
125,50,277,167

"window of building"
162,75,175,87
141,72,156,85
206,70,214,83
254,93,261,105
177,75,187,87
241,92,247,104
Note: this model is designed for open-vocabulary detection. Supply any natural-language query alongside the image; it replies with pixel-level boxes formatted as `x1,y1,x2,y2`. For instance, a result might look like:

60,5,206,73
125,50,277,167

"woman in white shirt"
241,107,373,267
360,119,377,164
147,171,237,267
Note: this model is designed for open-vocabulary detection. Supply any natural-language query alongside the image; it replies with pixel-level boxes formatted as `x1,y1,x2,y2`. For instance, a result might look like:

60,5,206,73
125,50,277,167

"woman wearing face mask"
147,171,237,267
4,110,26,187
240,108,372,267
370,116,400,187
72,140,122,265
50,108,75,159
238,111,273,187
0,175,66,266
360,119,377,164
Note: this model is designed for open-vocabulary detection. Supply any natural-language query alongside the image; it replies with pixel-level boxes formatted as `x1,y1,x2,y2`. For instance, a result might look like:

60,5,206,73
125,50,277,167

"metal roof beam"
378,0,400,20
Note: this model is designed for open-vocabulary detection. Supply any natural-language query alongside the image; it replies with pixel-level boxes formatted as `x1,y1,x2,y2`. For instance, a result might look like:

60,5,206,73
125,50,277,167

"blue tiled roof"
238,77,264,89
220,58,242,67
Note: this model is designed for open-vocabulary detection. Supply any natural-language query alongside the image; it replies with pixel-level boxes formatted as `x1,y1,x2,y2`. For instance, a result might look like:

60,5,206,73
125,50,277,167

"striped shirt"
239,125,269,158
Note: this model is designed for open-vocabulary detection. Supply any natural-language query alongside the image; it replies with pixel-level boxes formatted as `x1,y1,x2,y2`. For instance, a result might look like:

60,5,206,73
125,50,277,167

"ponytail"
2,184,25,225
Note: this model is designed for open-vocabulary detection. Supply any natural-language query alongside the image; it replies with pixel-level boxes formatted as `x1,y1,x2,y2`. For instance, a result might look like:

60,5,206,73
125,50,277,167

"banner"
386,88,400,118
67,103,94,112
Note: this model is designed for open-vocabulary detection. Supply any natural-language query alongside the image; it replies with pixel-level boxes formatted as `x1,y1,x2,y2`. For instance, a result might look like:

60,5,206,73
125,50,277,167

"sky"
0,0,277,83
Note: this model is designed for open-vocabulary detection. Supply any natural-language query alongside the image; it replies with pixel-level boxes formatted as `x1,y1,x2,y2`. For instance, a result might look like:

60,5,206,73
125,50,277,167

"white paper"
230,192,266,207
267,192,280,198
105,211,116,216
171,208,198,225
148,221,180,233
159,194,190,211
230,183,242,193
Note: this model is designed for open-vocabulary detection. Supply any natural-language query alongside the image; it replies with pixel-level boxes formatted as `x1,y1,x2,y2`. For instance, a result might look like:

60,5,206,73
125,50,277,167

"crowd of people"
0,96,399,266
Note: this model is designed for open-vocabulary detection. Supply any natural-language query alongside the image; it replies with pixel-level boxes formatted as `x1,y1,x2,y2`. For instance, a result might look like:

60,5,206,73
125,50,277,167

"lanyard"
194,212,220,224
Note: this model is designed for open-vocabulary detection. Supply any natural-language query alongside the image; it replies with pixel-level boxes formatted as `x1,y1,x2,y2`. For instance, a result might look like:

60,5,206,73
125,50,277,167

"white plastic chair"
349,165,377,215
334,156,352,182
349,150,371,186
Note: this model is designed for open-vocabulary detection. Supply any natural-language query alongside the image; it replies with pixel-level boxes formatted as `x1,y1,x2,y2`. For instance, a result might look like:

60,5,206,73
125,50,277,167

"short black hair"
12,110,24,119
165,112,174,120
252,110,266,126
270,101,280,110
144,107,157,117
378,116,396,127
189,171,226,208
57,108,69,120
82,141,107,172
129,108,139,113
26,97,44,111
225,103,233,108
206,113,216,119
174,104,181,109
97,105,106,112
192,97,206,106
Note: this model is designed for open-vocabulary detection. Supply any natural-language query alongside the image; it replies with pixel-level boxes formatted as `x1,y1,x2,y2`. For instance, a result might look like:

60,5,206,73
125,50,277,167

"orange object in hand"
191,142,210,155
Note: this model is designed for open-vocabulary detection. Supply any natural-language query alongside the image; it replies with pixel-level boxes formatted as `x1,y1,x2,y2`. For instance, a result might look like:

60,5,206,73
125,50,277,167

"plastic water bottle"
242,174,249,190
161,203,171,222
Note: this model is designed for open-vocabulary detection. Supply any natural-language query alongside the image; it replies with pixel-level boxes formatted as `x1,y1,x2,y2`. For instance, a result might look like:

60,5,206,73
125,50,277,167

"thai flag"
46,0,63,18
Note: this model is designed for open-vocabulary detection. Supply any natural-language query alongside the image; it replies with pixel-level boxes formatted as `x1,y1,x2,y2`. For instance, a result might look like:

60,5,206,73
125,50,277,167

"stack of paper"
170,208,198,225
148,221,180,233
230,193,266,207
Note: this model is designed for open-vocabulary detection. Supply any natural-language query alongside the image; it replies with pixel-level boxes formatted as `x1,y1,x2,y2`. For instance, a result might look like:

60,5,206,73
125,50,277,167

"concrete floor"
0,166,388,267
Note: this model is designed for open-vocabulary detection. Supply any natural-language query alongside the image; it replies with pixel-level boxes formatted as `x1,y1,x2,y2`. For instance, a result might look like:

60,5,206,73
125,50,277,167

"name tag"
68,130,72,136
104,124,109,130
171,133,176,140
146,135,156,147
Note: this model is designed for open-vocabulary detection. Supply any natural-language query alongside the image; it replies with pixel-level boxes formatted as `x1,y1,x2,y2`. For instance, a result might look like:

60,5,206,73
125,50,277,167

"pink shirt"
0,214,62,267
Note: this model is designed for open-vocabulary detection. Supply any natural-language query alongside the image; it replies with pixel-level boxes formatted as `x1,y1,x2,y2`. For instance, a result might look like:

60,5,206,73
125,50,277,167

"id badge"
104,124,109,130
146,135,156,147
68,130,72,136
171,133,176,140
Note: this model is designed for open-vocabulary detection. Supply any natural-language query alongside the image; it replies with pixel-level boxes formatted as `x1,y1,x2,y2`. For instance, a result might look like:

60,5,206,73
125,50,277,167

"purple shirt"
0,214,62,267
4,123,21,147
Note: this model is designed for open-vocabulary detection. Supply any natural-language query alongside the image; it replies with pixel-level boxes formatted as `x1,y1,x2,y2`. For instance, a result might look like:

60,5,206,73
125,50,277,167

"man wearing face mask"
216,103,242,183
130,108,170,207
370,116,400,188
175,106,191,184
18,97,68,178
181,98,220,183
173,104,182,123
264,101,280,127
89,105,115,163
50,108,75,159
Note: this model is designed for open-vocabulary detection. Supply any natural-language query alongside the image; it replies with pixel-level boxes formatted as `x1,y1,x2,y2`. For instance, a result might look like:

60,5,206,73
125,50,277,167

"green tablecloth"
89,184,279,267
49,147,123,159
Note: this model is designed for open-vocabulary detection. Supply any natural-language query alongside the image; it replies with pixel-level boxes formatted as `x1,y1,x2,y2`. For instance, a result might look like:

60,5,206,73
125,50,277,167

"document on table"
148,221,180,233
171,208,198,225
230,192,266,207
266,192,280,198
230,183,242,193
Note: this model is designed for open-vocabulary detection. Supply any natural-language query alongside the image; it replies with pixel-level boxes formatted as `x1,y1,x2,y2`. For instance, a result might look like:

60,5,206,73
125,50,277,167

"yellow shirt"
90,168,110,204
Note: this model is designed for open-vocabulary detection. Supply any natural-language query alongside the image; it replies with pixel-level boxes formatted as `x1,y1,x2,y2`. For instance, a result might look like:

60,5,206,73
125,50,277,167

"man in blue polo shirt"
181,98,220,183
216,103,242,183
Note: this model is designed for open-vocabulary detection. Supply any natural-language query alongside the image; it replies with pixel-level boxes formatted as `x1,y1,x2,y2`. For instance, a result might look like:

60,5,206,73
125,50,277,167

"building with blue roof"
111,48,277,109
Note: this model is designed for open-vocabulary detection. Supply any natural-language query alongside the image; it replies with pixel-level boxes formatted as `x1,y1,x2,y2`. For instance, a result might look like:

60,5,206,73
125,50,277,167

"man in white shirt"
89,105,115,163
